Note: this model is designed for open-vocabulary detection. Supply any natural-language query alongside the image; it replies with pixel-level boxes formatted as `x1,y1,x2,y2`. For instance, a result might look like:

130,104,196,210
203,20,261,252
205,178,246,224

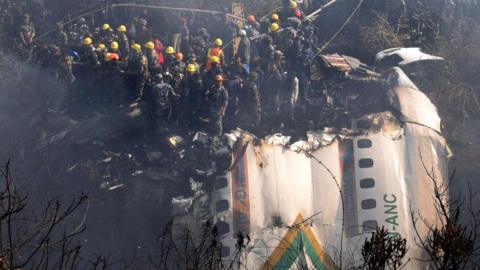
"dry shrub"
359,15,404,58
428,19,480,120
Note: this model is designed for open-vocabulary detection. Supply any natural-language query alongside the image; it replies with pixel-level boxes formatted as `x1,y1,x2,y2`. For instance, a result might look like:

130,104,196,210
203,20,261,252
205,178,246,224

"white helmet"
239,29,247,36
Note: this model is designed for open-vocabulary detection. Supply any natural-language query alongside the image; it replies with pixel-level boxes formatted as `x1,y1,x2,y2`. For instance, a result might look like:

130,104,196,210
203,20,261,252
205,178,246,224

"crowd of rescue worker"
2,0,335,136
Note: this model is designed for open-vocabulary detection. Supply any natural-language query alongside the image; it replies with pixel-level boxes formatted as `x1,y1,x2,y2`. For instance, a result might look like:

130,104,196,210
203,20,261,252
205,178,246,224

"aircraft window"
215,177,228,189
359,158,374,168
216,220,230,236
357,139,372,148
360,178,375,189
216,200,229,212
221,246,231,257
363,220,378,232
361,199,376,209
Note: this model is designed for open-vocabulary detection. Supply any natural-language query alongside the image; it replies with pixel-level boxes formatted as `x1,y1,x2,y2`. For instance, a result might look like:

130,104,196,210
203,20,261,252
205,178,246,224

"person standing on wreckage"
126,43,149,101
149,73,178,133
198,74,229,136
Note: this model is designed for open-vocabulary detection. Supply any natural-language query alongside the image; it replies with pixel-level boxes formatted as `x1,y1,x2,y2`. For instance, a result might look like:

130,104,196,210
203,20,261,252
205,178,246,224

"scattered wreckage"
30,47,450,268
171,48,451,269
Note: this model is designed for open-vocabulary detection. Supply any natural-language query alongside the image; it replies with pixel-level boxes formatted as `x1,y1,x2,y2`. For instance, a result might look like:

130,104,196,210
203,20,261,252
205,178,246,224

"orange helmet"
214,74,224,81
247,15,255,23
175,52,184,61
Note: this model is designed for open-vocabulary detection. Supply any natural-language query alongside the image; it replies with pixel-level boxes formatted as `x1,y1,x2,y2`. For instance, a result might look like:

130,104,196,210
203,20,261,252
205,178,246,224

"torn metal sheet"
264,133,291,146
213,117,450,269
321,53,352,72
387,67,442,132
376,47,444,67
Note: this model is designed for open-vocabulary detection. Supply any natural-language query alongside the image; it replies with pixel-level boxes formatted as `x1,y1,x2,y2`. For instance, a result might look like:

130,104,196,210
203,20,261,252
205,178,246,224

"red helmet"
247,15,255,23
105,52,120,61
175,52,184,61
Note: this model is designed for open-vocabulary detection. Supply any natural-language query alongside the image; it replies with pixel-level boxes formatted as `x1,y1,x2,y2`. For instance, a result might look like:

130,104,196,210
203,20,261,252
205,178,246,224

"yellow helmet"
214,38,223,46
82,37,92,45
271,23,279,32
102,23,110,30
117,25,127,32
144,41,155,50
165,46,175,54
110,41,119,50
186,63,196,72
271,13,279,21
97,43,106,50
210,55,220,64
131,43,142,52
290,1,298,8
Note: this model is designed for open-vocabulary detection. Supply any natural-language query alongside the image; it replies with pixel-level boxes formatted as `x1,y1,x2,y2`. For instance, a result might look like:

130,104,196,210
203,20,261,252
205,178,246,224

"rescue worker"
78,37,100,69
205,38,226,70
178,16,190,53
116,25,130,59
191,27,209,59
279,1,303,22
126,43,149,101
18,13,35,58
169,52,186,86
237,30,251,67
258,35,275,70
153,38,164,67
135,18,152,44
203,55,223,88
238,71,261,129
57,50,75,84
198,74,229,136
263,63,286,118
183,63,204,120
75,37,100,99
53,22,68,48
186,53,200,72
36,44,60,74
289,1,304,20
99,23,115,45
144,41,160,75
227,55,249,81
245,15,260,38
150,73,178,131
163,46,175,72
77,17,90,41
102,52,126,106
170,53,188,123
245,15,256,29
273,50,286,72
96,43,108,64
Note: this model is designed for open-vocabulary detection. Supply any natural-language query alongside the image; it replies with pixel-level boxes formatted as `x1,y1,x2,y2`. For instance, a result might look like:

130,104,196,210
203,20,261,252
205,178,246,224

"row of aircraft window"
357,139,379,231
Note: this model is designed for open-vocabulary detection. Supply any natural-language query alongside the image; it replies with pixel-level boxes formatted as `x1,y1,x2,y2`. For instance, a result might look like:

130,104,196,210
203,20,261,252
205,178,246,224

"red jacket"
154,38,164,65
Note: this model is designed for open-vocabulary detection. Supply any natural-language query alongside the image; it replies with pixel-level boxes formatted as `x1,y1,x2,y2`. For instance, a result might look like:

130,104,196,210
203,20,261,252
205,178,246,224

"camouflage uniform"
57,55,75,84
199,84,228,136
117,32,130,59
126,51,149,101
145,48,160,75
238,73,261,128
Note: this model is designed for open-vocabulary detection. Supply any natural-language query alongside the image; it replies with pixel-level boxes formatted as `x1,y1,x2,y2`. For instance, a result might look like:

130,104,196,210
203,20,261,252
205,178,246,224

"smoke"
0,52,175,257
